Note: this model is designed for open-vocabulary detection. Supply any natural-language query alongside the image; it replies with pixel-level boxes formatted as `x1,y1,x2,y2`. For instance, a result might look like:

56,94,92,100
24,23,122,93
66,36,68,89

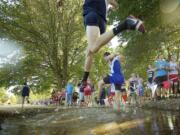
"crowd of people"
97,56,179,111
21,54,179,112
48,53,179,113
50,80,95,107
147,55,180,100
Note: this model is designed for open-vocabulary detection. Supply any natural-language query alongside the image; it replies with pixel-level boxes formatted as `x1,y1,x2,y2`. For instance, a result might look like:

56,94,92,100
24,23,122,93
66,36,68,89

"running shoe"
125,15,145,33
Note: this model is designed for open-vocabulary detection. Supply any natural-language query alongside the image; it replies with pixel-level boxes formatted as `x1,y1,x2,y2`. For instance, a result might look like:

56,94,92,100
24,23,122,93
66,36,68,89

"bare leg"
87,27,114,54
115,91,121,111
174,83,178,97
98,80,105,98
122,92,127,110
113,90,122,112
83,16,145,80
22,97,25,109
26,96,30,104
89,95,92,106
84,95,87,106
128,94,131,105
86,16,145,55
85,26,114,72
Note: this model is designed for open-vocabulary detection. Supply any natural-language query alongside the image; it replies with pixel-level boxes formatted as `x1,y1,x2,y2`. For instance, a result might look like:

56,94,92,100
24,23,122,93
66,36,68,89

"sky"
0,34,120,57
0,39,20,56
0,39,22,66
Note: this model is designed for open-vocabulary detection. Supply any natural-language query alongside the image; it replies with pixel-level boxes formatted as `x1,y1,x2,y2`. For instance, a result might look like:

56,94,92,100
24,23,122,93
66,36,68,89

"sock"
113,20,127,35
82,72,89,82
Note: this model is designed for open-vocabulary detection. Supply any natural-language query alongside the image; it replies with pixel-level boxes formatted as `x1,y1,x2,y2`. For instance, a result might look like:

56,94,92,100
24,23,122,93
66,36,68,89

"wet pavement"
0,107,179,135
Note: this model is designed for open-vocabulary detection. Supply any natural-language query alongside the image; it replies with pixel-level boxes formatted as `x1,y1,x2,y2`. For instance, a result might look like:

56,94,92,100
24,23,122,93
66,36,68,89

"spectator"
136,74,144,106
128,73,138,105
66,82,74,106
154,55,169,99
147,65,155,85
84,79,92,107
59,88,66,105
147,65,157,100
169,56,179,97
78,82,84,106
21,82,30,109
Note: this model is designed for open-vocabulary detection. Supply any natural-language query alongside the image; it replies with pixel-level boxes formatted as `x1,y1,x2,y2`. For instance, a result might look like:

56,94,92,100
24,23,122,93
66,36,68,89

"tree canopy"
0,0,86,91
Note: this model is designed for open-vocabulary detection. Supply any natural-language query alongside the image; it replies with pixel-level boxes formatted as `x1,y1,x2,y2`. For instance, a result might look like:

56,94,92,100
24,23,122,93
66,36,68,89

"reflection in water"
152,112,160,135
0,108,180,135
0,123,2,130
91,118,148,135
167,114,174,130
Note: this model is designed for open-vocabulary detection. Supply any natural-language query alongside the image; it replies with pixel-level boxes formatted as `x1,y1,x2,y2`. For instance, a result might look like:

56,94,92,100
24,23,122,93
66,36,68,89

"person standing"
78,82,85,106
147,65,156,99
154,55,169,99
169,56,179,97
66,82,74,106
128,73,138,105
84,79,93,106
136,74,144,106
147,65,155,85
147,65,157,100
21,82,30,109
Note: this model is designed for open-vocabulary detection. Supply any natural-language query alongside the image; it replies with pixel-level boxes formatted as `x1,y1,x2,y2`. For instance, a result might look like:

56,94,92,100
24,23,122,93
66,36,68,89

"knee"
86,47,95,57
98,80,104,87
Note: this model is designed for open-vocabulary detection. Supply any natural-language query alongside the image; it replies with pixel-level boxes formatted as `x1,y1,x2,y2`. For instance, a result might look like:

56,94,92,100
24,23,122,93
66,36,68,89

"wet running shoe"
125,15,145,33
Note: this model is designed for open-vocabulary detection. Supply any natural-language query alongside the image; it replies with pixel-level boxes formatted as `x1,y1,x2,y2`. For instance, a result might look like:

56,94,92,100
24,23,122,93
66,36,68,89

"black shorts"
129,87,135,93
103,75,111,84
148,77,153,84
84,11,106,34
22,92,29,97
155,75,167,87
103,75,125,92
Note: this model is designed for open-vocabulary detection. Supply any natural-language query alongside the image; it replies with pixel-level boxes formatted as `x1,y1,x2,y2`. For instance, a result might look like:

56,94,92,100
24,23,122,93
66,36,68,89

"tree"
0,0,86,89
0,88,8,103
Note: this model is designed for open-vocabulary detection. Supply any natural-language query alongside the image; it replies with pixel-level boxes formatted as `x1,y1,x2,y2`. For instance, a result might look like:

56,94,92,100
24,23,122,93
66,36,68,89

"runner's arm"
108,0,118,10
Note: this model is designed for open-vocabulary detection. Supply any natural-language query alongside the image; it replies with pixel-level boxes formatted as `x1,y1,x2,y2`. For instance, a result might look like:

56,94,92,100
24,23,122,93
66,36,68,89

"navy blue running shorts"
103,75,124,92
84,11,106,34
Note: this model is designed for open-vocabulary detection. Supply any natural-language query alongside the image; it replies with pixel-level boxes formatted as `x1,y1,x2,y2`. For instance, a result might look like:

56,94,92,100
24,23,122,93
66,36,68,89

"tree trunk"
55,72,64,90
177,46,180,66
62,46,68,87
167,46,171,61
